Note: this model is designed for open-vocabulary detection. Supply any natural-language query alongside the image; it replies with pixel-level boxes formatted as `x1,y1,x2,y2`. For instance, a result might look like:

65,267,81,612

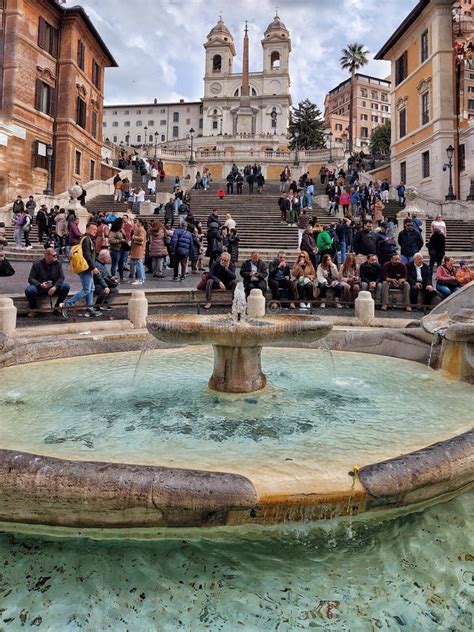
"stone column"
128,291,148,329
0,297,17,335
354,291,375,326
247,289,266,318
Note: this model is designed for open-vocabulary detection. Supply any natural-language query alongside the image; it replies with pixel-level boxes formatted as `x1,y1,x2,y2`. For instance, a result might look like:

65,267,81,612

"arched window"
149,134,153,142
212,54,222,72
270,51,280,70
161,134,165,142
137,134,141,143
271,107,277,128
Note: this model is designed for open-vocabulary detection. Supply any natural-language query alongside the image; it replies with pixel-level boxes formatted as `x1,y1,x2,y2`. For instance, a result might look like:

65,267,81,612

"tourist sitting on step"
317,254,342,309
456,259,474,287
292,251,316,310
360,254,383,304
240,251,268,298
203,252,237,310
381,253,411,312
94,250,119,311
407,253,437,308
269,251,296,309
25,248,70,317
340,254,361,306
436,257,461,299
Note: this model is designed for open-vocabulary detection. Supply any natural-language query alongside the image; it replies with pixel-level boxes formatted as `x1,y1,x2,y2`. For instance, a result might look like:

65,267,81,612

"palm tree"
340,43,369,154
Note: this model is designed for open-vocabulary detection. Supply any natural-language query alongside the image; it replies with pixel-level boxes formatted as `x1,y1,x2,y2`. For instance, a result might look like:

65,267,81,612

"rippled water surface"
0,493,472,630
0,348,472,474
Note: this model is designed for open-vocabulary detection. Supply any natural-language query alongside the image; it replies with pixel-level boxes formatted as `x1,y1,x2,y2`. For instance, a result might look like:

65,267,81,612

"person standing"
149,219,170,278
61,223,102,318
398,219,423,266
36,204,48,243
20,209,32,249
130,218,147,284
109,217,128,281
171,221,194,282
25,195,36,218
256,172,265,194
55,208,68,255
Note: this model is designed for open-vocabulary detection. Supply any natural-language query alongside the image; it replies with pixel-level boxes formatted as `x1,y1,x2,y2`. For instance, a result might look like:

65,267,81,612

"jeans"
114,189,122,202
306,193,313,208
279,181,286,193
25,282,70,309
14,228,22,247
436,282,459,298
132,258,145,281
401,254,415,266
66,271,95,308
381,190,389,203
361,281,382,303
111,249,125,279
339,241,347,264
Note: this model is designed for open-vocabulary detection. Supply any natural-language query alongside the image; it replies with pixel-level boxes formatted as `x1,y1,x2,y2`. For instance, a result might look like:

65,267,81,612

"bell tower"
204,17,236,88
261,12,291,93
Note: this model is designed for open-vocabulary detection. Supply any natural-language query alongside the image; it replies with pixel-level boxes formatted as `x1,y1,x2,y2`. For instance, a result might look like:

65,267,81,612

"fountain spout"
232,282,247,323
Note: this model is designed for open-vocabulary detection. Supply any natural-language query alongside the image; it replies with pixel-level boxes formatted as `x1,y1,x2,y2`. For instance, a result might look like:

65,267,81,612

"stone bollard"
354,291,375,326
247,289,266,318
0,297,17,335
127,290,148,329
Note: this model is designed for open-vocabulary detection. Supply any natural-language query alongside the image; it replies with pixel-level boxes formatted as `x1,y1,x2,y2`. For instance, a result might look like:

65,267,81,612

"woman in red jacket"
436,256,461,298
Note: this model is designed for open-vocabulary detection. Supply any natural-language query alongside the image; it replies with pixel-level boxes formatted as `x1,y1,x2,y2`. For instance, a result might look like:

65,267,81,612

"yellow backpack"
70,237,89,274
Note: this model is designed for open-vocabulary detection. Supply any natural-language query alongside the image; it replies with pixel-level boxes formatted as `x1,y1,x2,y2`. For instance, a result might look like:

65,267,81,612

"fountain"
146,283,333,393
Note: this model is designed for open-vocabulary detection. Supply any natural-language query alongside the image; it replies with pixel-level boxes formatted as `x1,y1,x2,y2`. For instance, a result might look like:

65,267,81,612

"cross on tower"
218,9,223,21
244,20,248,35
275,6,279,17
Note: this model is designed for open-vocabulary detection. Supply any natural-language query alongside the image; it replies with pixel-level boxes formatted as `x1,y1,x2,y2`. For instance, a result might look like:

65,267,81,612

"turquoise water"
0,348,472,477
0,493,472,630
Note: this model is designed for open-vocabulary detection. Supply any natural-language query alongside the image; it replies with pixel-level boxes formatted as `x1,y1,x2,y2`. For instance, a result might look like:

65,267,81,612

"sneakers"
320,302,326,309
299,302,307,310
289,302,296,310
335,301,343,309
306,302,312,309
203,303,212,309
172,277,179,282
405,306,413,312
60,302,70,319
179,276,185,282
99,305,113,311
84,308,103,318
131,280,143,285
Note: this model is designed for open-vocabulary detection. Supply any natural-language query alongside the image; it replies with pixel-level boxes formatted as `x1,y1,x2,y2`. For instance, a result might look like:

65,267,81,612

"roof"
104,101,202,109
375,0,431,59
264,15,289,35
207,18,234,40
48,1,118,67
327,73,391,96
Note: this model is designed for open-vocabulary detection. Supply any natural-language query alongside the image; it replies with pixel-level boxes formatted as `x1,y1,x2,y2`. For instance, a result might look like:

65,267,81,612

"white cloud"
66,0,418,108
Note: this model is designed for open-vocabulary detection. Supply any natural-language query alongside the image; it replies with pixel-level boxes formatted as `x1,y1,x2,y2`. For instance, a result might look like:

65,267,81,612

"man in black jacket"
203,252,237,309
353,221,378,257
268,251,296,308
407,253,437,307
398,219,424,265
360,254,382,304
240,251,268,297
62,223,102,318
25,248,70,316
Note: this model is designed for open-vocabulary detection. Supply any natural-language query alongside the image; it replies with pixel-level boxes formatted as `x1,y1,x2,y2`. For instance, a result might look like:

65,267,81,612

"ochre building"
0,0,117,206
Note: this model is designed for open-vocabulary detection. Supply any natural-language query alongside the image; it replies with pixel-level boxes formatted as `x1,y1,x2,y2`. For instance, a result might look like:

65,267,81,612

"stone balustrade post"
128,290,148,329
0,297,17,335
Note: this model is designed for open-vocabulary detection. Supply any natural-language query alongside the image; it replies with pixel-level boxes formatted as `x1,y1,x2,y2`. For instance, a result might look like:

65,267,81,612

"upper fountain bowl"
146,314,333,347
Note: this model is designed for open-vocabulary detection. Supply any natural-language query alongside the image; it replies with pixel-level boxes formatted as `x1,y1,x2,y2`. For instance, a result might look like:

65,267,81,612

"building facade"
324,74,391,150
0,0,116,205
103,13,292,155
376,0,473,201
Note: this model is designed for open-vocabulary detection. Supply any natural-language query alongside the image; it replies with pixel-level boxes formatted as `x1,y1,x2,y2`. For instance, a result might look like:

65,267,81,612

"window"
421,92,430,125
421,30,429,63
136,121,142,126
421,151,430,178
91,110,97,138
399,108,407,138
148,120,154,126
212,54,222,72
160,120,166,125
459,144,465,172
360,88,368,97
172,126,179,137
161,134,165,141
371,90,378,100
137,134,141,143
360,114,368,121
112,110,118,115
336,123,343,129
124,121,130,127
76,97,86,129
77,40,85,70
468,86,474,93
148,109,154,114
371,103,378,110
199,118,203,129
33,141,48,170
361,126,369,138
90,159,95,181
396,51,408,85
400,161,406,183
468,99,474,109
160,108,166,113
75,150,81,175
149,134,153,142
124,110,129,115
103,122,107,127
382,105,389,112
173,112,179,122
186,107,190,113
371,115,378,122
112,135,117,143
362,101,366,107
270,51,280,69
136,109,141,114
381,93,388,102
186,118,191,125
34,80,56,117
38,17,59,58
112,121,118,127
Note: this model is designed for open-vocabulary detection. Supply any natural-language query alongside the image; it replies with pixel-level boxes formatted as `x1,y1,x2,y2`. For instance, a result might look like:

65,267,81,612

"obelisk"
235,21,254,135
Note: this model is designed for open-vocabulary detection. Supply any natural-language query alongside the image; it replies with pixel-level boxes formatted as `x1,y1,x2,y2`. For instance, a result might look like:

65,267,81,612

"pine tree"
288,99,325,150
370,120,391,156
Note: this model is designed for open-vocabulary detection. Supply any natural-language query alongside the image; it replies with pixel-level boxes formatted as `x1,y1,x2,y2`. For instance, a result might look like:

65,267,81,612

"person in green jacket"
316,225,333,258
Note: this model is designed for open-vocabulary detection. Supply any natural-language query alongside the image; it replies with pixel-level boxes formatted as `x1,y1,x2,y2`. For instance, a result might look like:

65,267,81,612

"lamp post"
143,125,148,153
293,131,300,167
154,131,159,160
326,131,333,163
188,127,196,165
43,144,54,195
443,145,456,200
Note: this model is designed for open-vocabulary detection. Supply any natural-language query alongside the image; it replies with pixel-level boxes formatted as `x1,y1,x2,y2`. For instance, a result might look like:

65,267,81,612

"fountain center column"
209,345,266,393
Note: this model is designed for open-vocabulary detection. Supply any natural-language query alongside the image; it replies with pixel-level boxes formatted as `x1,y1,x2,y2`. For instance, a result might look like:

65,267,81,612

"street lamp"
143,126,148,152
43,144,54,195
326,131,333,163
443,144,456,200
154,131,159,159
293,131,300,167
188,127,196,165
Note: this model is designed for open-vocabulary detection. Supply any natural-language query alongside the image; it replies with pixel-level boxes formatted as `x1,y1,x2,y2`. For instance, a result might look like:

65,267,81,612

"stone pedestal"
209,345,266,393
68,184,90,233
247,289,266,318
128,291,148,329
354,291,375,326
397,198,427,254
0,297,17,335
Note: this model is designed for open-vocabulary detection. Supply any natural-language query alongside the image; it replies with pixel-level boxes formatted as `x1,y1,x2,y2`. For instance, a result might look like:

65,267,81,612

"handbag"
197,271,209,291
0,257,15,277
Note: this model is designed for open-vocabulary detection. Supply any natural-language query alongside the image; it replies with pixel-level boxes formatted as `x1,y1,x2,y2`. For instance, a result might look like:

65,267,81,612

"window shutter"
76,96,80,125
49,87,57,118
51,28,59,58
35,79,42,111
38,17,46,49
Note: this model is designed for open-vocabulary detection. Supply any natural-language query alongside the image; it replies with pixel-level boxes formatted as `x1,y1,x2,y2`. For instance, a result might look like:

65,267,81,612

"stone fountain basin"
147,314,333,347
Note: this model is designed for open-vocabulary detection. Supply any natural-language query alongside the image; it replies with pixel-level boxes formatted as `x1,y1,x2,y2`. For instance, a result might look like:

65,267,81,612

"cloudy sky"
66,0,418,108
